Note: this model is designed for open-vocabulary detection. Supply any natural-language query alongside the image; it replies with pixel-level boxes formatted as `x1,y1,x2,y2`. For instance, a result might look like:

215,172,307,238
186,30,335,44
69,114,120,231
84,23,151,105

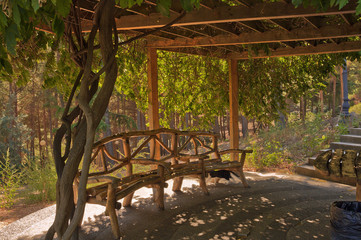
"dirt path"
0,198,53,229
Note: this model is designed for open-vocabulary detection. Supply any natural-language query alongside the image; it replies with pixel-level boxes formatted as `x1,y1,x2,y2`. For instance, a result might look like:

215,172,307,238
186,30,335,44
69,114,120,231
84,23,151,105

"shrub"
245,111,342,171
349,102,361,115
0,150,23,208
22,156,57,203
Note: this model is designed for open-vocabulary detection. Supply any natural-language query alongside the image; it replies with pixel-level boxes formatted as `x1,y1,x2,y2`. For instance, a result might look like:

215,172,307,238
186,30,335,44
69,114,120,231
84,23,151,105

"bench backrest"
88,128,221,177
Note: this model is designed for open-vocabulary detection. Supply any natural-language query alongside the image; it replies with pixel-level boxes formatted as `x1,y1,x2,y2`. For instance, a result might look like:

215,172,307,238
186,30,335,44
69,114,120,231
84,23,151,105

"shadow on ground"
3,172,355,240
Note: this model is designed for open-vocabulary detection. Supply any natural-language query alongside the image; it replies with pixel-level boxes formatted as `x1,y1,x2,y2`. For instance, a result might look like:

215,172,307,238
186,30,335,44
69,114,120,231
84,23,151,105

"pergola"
45,0,361,160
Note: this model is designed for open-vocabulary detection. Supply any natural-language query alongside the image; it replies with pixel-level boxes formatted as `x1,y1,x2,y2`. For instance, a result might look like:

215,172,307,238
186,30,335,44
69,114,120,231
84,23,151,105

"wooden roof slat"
236,21,263,33
227,40,361,59
341,13,356,25
207,23,239,36
89,1,358,31
147,22,361,48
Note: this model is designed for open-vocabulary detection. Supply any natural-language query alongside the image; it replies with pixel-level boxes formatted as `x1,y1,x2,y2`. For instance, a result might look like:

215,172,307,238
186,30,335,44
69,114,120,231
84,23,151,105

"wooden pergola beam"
227,41,361,59
147,23,361,48
79,2,357,31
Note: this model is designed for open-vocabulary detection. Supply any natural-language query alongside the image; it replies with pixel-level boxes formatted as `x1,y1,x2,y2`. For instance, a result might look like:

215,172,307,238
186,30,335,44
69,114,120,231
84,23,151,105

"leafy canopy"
0,0,200,76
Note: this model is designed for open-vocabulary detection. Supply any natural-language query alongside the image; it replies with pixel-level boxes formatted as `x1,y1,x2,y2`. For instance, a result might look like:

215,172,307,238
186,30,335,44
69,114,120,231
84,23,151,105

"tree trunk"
241,115,248,138
319,90,324,114
332,74,337,117
47,1,118,239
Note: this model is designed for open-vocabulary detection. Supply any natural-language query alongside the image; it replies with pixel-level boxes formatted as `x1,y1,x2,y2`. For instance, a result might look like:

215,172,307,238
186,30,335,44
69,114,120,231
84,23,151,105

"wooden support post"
199,157,209,195
239,152,250,188
122,137,133,207
171,133,183,192
332,74,336,117
340,66,344,112
106,183,121,239
147,48,160,158
228,59,239,161
147,48,164,209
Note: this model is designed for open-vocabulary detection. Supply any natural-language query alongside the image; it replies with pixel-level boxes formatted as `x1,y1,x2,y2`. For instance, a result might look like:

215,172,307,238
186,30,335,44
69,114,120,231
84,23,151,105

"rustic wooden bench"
74,128,252,238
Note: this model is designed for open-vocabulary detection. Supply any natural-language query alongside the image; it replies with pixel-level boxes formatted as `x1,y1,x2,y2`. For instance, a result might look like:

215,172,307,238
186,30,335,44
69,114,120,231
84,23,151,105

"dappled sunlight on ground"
0,172,356,240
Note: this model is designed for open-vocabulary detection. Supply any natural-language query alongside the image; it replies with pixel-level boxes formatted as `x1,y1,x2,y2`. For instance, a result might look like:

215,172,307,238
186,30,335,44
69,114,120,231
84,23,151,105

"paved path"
0,172,356,240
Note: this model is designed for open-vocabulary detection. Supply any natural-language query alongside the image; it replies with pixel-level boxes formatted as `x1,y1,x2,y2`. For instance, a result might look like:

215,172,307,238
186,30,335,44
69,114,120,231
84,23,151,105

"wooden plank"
229,59,239,161
79,2,358,31
227,41,361,59
147,23,361,48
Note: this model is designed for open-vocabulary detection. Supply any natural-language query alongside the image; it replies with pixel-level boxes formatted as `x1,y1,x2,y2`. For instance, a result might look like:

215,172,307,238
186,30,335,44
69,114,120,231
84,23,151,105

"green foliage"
0,150,22,209
22,157,57,203
349,102,361,115
248,139,288,169
0,95,30,167
157,51,229,130
238,55,346,124
293,0,361,15
245,112,341,171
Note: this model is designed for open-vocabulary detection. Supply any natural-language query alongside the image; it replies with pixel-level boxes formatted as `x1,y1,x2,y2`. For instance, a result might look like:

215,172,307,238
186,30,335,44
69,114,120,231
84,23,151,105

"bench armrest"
177,153,210,162
88,175,121,184
219,149,253,155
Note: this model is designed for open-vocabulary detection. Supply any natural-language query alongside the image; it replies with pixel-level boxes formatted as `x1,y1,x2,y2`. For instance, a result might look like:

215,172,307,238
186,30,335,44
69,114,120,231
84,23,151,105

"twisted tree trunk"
46,0,117,239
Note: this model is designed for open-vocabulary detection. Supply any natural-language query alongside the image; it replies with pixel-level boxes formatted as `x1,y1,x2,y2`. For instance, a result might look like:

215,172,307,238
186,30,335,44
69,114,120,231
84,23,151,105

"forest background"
1,45,361,208
1,0,361,231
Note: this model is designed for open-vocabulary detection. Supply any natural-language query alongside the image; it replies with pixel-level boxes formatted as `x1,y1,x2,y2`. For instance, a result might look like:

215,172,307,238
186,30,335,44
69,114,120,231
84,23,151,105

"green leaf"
181,0,193,12
339,0,349,9
330,0,336,7
2,59,13,74
157,0,171,16
356,0,361,15
52,15,65,37
5,23,18,55
32,0,40,12
0,11,7,28
292,0,303,7
12,4,21,27
56,0,71,17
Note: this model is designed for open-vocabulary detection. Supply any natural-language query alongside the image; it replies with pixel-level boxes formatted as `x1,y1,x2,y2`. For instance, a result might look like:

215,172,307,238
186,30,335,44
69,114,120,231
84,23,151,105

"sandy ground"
0,172,356,240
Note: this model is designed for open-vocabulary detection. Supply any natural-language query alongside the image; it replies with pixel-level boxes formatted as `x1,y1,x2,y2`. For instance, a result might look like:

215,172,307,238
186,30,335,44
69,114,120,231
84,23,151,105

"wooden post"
147,48,164,209
106,183,121,239
319,90,324,113
340,66,344,112
332,74,336,117
122,137,133,207
228,59,239,161
147,48,160,158
171,133,183,192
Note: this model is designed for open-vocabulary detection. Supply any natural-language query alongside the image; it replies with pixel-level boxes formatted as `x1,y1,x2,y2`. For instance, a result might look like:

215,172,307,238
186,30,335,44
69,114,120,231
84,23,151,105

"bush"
349,102,361,115
0,150,23,208
245,112,342,171
22,156,57,203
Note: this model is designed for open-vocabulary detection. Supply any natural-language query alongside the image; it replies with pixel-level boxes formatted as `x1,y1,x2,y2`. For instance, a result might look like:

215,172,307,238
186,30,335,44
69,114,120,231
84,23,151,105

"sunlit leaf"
32,0,40,12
